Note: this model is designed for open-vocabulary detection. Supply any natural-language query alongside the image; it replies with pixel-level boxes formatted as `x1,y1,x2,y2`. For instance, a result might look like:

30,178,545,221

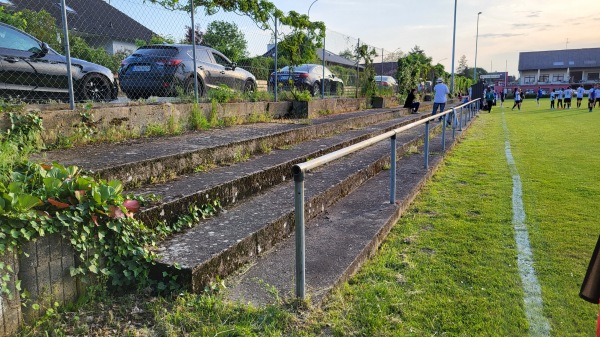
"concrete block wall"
0,234,80,337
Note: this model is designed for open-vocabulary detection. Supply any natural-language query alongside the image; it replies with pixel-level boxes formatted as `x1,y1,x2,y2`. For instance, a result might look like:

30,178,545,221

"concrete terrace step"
225,116,473,307
32,108,406,190
133,113,430,226
150,120,445,292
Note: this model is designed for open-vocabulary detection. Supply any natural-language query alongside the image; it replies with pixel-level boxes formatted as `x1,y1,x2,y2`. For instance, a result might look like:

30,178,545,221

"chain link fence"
0,0,405,105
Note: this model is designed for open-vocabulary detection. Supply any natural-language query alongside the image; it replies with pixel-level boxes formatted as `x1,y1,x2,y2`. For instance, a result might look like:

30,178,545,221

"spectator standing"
512,88,522,111
576,84,585,108
485,87,495,113
536,87,543,107
500,88,506,107
431,78,450,118
403,88,420,113
557,88,564,109
590,86,597,112
564,87,573,109
550,89,556,110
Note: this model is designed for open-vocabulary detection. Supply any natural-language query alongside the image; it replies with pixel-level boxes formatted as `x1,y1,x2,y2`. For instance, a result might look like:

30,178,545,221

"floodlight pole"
450,0,457,94
474,12,482,83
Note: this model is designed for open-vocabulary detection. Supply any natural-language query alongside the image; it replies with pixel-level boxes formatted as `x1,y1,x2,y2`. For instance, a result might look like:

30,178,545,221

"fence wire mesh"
0,0,407,104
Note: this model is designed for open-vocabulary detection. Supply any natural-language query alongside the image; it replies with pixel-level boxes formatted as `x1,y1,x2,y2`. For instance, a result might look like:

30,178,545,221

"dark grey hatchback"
118,44,257,99
0,22,118,102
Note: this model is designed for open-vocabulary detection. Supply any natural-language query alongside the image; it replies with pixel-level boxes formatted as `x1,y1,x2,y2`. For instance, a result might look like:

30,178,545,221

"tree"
457,55,468,76
203,21,248,62
184,24,204,45
384,49,404,62
338,48,355,61
355,44,378,97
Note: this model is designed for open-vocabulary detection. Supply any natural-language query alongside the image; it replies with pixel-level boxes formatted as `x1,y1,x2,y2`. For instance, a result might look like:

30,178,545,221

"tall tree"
384,49,404,62
457,55,468,75
203,21,248,62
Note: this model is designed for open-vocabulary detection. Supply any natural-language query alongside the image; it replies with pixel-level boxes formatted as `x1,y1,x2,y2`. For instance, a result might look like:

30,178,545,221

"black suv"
269,64,344,96
118,44,257,99
0,22,118,102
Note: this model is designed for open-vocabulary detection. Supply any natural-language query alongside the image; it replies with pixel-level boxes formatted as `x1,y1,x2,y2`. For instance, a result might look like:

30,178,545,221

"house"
5,0,155,54
518,48,600,89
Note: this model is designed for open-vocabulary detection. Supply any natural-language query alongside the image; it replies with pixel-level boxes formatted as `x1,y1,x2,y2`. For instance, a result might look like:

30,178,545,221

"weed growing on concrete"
188,103,210,130
144,123,167,137
259,141,272,154
166,115,183,135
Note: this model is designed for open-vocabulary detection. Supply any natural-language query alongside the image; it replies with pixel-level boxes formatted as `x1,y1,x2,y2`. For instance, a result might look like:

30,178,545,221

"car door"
210,50,240,90
0,24,39,94
194,48,224,90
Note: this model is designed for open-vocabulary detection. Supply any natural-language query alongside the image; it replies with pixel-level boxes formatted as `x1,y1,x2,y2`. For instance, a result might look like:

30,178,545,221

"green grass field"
305,98,600,336
21,98,600,336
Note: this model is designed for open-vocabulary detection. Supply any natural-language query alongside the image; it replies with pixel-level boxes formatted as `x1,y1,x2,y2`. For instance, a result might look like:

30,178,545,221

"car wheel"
312,82,321,97
184,77,204,97
243,80,256,93
79,73,112,102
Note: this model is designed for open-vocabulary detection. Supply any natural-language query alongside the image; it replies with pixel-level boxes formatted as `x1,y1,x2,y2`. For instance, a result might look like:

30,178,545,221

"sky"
107,0,600,77
272,0,600,77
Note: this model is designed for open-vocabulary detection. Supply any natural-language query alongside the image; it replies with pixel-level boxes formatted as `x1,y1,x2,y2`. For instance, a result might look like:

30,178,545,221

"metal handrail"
291,98,481,299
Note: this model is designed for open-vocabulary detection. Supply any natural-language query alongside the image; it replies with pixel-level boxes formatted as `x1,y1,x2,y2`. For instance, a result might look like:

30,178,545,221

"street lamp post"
308,0,318,17
474,11,482,82
450,0,457,94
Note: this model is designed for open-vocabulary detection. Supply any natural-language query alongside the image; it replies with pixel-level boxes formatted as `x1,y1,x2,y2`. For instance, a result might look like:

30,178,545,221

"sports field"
311,97,600,336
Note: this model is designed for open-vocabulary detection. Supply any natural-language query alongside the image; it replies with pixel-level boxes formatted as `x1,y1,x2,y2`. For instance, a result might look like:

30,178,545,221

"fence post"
321,36,325,98
442,113,447,152
190,0,199,103
60,0,75,110
424,121,430,169
293,169,305,299
452,108,457,139
390,134,397,204
458,106,463,131
273,17,279,102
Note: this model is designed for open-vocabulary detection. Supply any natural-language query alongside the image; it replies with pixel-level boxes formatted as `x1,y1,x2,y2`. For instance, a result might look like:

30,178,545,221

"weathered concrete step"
134,113,430,227
31,108,406,190
224,117,473,307
150,123,438,292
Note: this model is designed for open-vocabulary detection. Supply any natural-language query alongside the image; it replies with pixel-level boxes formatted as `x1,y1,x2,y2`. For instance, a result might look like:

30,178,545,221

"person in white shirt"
556,88,564,109
576,85,585,108
431,78,450,123
563,87,573,109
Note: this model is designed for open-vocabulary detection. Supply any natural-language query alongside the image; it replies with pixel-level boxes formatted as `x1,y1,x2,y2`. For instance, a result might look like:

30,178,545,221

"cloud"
479,33,524,38
526,11,542,18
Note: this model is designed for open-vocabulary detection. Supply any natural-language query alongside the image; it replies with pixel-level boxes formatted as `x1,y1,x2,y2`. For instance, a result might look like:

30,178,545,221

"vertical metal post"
293,170,305,299
274,17,278,102
424,121,430,169
60,0,74,110
450,0,457,94
442,113,447,151
459,107,463,131
322,36,325,98
452,109,457,139
190,0,199,103
356,38,359,98
390,134,397,204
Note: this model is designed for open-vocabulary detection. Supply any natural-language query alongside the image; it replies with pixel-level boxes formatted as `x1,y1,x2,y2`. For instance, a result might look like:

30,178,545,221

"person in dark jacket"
403,88,420,113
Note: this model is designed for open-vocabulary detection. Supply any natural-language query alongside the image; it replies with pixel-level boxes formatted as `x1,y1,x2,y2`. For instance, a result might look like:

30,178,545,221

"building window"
552,74,564,82
539,75,549,83
589,73,600,81
524,76,535,84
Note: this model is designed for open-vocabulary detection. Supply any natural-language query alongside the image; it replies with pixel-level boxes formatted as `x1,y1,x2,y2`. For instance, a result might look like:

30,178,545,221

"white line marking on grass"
502,113,551,336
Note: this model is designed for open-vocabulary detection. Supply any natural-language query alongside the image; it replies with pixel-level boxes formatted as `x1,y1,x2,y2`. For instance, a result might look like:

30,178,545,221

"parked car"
0,22,118,102
374,75,398,92
118,44,257,99
270,64,344,97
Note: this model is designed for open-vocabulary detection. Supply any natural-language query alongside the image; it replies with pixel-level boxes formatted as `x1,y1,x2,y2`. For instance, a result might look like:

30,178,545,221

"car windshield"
134,46,179,57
